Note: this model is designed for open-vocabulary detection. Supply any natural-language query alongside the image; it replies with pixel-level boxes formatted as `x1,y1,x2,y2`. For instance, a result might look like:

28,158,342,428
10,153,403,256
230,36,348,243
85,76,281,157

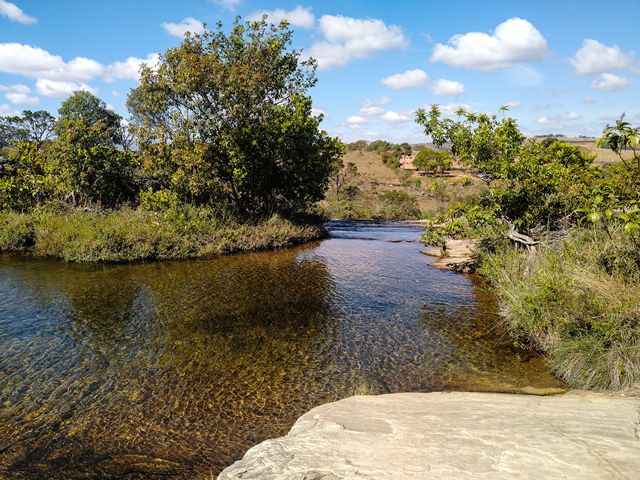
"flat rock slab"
219,391,640,480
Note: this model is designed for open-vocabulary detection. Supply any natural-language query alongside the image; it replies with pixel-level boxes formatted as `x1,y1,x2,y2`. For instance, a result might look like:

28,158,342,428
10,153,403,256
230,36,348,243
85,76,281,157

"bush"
480,227,640,390
413,148,452,175
378,190,421,220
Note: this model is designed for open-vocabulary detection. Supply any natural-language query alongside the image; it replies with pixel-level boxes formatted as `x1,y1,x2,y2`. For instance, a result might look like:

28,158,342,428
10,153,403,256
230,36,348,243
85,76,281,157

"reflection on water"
0,221,562,478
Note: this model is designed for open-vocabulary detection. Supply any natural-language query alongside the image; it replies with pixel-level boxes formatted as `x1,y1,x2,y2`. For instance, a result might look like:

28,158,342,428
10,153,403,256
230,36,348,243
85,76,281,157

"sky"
1,0,639,142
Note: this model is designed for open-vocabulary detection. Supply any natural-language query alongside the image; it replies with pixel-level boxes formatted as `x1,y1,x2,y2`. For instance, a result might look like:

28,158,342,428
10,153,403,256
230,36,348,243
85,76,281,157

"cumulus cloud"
432,78,465,96
104,54,160,82
570,39,635,75
346,115,370,128
382,110,411,124
35,79,97,97
591,72,629,90
0,103,19,115
359,105,385,116
431,17,548,70
306,15,407,70
311,107,327,117
0,83,30,93
0,43,103,81
161,17,205,38
381,69,428,89
536,112,581,124
249,6,314,28
5,91,38,105
0,0,36,24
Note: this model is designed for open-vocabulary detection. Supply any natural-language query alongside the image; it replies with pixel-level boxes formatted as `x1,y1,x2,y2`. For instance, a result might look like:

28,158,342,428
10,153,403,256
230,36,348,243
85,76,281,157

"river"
0,221,562,479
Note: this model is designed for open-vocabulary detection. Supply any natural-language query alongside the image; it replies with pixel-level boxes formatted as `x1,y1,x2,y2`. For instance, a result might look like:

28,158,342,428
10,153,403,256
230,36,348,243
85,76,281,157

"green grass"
0,207,326,263
480,228,640,390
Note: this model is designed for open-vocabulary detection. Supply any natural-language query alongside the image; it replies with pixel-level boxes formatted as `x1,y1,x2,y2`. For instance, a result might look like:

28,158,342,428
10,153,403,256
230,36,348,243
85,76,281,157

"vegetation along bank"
0,18,342,262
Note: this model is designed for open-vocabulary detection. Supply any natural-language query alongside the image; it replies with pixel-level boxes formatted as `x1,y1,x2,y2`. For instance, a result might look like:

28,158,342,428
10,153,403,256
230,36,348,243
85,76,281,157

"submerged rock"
219,391,640,479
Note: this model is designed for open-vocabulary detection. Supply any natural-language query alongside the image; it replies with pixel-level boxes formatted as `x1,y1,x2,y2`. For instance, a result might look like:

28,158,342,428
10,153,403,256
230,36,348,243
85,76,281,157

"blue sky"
1,0,639,142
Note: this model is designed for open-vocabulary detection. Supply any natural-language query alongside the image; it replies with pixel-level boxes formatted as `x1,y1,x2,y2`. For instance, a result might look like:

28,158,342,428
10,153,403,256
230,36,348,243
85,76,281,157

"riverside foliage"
0,18,342,261
416,105,640,390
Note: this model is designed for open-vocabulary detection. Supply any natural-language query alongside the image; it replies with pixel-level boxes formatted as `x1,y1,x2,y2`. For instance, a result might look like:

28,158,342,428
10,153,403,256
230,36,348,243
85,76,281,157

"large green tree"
127,17,343,215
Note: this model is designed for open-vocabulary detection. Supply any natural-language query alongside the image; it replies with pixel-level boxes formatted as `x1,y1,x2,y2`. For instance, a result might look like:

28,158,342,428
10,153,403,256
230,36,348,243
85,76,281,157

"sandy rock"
219,391,640,480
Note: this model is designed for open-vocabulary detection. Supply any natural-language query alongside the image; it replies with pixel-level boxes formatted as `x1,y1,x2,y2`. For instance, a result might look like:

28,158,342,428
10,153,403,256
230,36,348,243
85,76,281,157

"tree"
329,159,358,200
128,17,343,215
0,110,56,148
413,148,452,176
56,91,123,147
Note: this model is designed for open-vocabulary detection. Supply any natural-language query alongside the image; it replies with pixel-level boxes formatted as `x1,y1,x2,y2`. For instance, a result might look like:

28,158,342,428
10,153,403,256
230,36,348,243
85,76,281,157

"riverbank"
219,391,640,479
0,208,326,262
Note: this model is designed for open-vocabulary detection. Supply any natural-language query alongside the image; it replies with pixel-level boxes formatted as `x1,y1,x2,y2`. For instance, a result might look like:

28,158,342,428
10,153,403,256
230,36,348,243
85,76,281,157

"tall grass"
481,228,640,390
0,208,325,263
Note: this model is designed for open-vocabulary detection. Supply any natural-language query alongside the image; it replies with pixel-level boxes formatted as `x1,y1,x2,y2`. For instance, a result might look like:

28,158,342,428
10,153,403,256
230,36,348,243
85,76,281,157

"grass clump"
0,207,325,263
480,227,640,390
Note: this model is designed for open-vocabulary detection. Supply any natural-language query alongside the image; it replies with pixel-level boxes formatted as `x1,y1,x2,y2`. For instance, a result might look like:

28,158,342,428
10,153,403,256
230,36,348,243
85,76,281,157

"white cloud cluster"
380,68,465,96
0,42,160,98
35,79,97,98
0,83,38,105
346,115,370,127
104,53,160,82
591,72,629,91
306,15,407,70
432,78,465,96
536,112,581,125
249,6,314,29
570,39,635,75
161,17,205,38
382,110,411,124
431,18,548,70
0,0,36,24
381,69,428,89
0,43,103,81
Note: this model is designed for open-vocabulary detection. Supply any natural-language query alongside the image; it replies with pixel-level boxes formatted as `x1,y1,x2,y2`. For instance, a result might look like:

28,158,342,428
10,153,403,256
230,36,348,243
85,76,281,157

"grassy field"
563,138,634,164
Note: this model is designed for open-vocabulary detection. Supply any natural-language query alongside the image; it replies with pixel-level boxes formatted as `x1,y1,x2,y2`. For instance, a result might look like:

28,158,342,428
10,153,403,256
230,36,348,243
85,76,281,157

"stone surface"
421,239,478,273
219,391,640,479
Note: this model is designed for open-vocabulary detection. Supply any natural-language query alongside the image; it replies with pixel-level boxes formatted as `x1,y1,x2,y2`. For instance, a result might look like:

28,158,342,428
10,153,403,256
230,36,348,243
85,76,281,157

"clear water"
0,221,562,479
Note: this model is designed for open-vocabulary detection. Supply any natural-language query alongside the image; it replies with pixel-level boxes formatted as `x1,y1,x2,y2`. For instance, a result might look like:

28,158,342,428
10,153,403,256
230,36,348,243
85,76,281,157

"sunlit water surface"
0,222,562,479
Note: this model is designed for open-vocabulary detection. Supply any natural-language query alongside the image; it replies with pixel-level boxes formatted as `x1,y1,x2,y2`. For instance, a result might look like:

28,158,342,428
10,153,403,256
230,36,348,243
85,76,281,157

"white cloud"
306,15,407,70
0,103,19,115
582,96,596,104
570,39,635,75
0,83,30,93
359,106,385,116
382,110,411,124
432,78,465,96
591,72,629,90
0,0,36,24
346,115,370,127
104,53,160,82
505,100,521,108
0,43,103,81
5,91,38,105
381,69,428,89
537,112,581,124
161,17,205,38
35,79,97,98
249,6,314,28
431,17,548,70
362,96,390,107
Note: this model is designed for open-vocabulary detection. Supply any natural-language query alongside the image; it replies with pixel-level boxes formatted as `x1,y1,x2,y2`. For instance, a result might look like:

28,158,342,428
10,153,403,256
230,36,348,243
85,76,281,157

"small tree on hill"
413,148,452,176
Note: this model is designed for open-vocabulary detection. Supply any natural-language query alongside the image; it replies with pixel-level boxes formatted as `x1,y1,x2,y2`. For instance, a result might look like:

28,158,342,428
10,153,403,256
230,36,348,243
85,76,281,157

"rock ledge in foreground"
219,391,640,480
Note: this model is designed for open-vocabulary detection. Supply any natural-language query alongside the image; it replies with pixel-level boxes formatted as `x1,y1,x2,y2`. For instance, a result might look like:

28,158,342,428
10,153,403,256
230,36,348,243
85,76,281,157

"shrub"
480,227,640,390
378,190,421,220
